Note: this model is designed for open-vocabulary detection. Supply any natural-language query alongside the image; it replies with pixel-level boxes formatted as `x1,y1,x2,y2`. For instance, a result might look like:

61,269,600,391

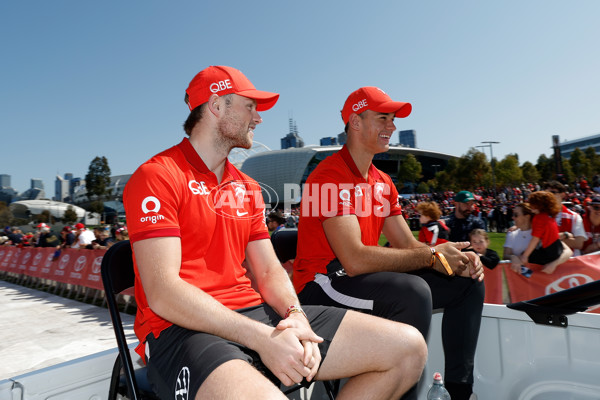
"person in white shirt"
71,223,96,249
503,203,534,272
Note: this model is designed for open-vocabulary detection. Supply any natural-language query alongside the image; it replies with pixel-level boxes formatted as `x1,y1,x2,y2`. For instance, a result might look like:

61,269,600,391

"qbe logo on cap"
210,79,232,93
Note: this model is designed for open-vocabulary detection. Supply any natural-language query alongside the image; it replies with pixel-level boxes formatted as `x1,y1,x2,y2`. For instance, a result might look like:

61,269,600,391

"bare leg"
542,242,573,274
316,310,427,400
196,359,286,400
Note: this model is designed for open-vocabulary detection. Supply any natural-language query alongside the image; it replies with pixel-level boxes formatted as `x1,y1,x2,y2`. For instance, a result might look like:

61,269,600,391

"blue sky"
1,1,599,194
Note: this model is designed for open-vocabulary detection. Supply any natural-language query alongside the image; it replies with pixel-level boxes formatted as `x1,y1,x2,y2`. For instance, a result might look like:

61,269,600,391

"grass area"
380,231,507,256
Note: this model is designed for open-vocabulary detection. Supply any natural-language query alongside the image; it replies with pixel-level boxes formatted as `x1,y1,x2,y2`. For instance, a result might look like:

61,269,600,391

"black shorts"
144,303,346,400
529,239,563,265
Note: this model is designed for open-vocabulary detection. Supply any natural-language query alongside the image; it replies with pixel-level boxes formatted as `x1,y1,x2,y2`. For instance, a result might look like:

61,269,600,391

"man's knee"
198,359,285,400
378,273,432,336
390,323,428,384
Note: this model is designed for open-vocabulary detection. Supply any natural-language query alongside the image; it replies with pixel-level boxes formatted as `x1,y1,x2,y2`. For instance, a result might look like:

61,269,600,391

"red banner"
483,265,503,304
504,253,600,314
0,247,135,294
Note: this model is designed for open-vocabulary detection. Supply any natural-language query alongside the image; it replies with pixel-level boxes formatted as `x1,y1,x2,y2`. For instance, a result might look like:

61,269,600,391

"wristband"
430,247,454,276
284,305,307,320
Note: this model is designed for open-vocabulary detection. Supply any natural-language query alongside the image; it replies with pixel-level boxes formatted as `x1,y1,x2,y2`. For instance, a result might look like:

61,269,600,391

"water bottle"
427,372,451,400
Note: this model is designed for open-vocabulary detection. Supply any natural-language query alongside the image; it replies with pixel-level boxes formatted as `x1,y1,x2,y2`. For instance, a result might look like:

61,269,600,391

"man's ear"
207,94,221,116
349,113,361,131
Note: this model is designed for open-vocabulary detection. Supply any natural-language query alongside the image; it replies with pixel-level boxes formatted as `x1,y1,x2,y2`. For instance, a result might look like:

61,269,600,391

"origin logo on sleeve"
140,196,166,224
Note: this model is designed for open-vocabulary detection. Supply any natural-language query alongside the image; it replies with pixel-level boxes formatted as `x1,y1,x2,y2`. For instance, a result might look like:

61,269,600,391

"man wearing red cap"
124,67,426,399
293,86,485,400
72,222,95,249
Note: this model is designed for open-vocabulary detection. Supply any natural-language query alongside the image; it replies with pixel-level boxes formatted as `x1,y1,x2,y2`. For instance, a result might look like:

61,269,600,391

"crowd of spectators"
400,175,600,233
0,222,129,250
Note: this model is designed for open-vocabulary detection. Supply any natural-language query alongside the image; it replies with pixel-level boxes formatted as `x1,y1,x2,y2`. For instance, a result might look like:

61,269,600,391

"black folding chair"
271,228,299,263
101,240,158,400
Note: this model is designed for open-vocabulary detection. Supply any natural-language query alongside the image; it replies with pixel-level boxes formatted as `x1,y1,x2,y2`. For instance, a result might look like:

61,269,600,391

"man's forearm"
255,263,304,317
148,277,273,350
342,244,432,276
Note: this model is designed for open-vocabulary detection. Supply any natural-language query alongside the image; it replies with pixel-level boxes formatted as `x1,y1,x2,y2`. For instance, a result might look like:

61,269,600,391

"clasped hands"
258,313,323,387
433,242,484,281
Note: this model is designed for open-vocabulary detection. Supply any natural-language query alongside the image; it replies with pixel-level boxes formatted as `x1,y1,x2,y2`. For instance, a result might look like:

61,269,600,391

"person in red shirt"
293,86,484,400
521,191,573,274
543,181,586,255
124,66,426,400
582,194,600,254
416,201,449,246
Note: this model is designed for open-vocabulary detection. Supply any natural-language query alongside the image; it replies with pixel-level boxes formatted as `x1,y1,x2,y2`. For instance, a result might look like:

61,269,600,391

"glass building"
558,133,600,159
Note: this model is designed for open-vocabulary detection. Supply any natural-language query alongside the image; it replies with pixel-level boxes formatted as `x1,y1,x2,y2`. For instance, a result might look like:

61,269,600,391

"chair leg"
108,356,122,400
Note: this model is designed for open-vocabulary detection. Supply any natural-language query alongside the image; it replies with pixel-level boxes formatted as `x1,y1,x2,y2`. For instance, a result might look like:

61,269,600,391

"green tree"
0,201,14,227
584,147,599,174
85,156,112,200
88,200,105,215
416,182,430,194
561,159,574,183
397,154,422,192
454,148,491,190
63,205,78,225
437,159,459,192
521,161,541,183
536,154,554,182
34,210,51,224
495,155,522,187
568,148,591,178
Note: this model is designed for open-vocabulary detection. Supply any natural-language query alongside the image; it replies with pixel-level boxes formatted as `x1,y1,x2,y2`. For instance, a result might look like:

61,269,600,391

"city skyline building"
319,137,337,146
399,129,417,148
281,117,305,149
0,174,10,188
55,174,71,202
31,179,44,190
558,132,600,159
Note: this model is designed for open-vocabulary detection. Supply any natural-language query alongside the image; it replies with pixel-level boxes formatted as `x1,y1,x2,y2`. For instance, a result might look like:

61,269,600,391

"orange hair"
416,201,442,220
527,191,561,217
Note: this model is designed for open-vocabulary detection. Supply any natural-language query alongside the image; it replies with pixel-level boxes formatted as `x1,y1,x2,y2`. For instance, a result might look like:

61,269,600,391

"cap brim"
237,89,280,111
373,101,412,118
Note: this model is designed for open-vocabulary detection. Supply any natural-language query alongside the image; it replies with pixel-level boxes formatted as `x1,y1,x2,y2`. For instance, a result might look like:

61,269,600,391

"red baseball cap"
74,223,85,230
341,86,412,124
185,66,279,112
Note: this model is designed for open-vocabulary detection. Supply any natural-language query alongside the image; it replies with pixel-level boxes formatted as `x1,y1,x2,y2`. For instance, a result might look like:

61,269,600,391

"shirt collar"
339,145,382,182
178,138,241,182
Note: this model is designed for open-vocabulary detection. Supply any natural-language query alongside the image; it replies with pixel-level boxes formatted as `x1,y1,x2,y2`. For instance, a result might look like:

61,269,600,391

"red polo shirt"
124,138,269,353
531,213,559,248
293,145,403,293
